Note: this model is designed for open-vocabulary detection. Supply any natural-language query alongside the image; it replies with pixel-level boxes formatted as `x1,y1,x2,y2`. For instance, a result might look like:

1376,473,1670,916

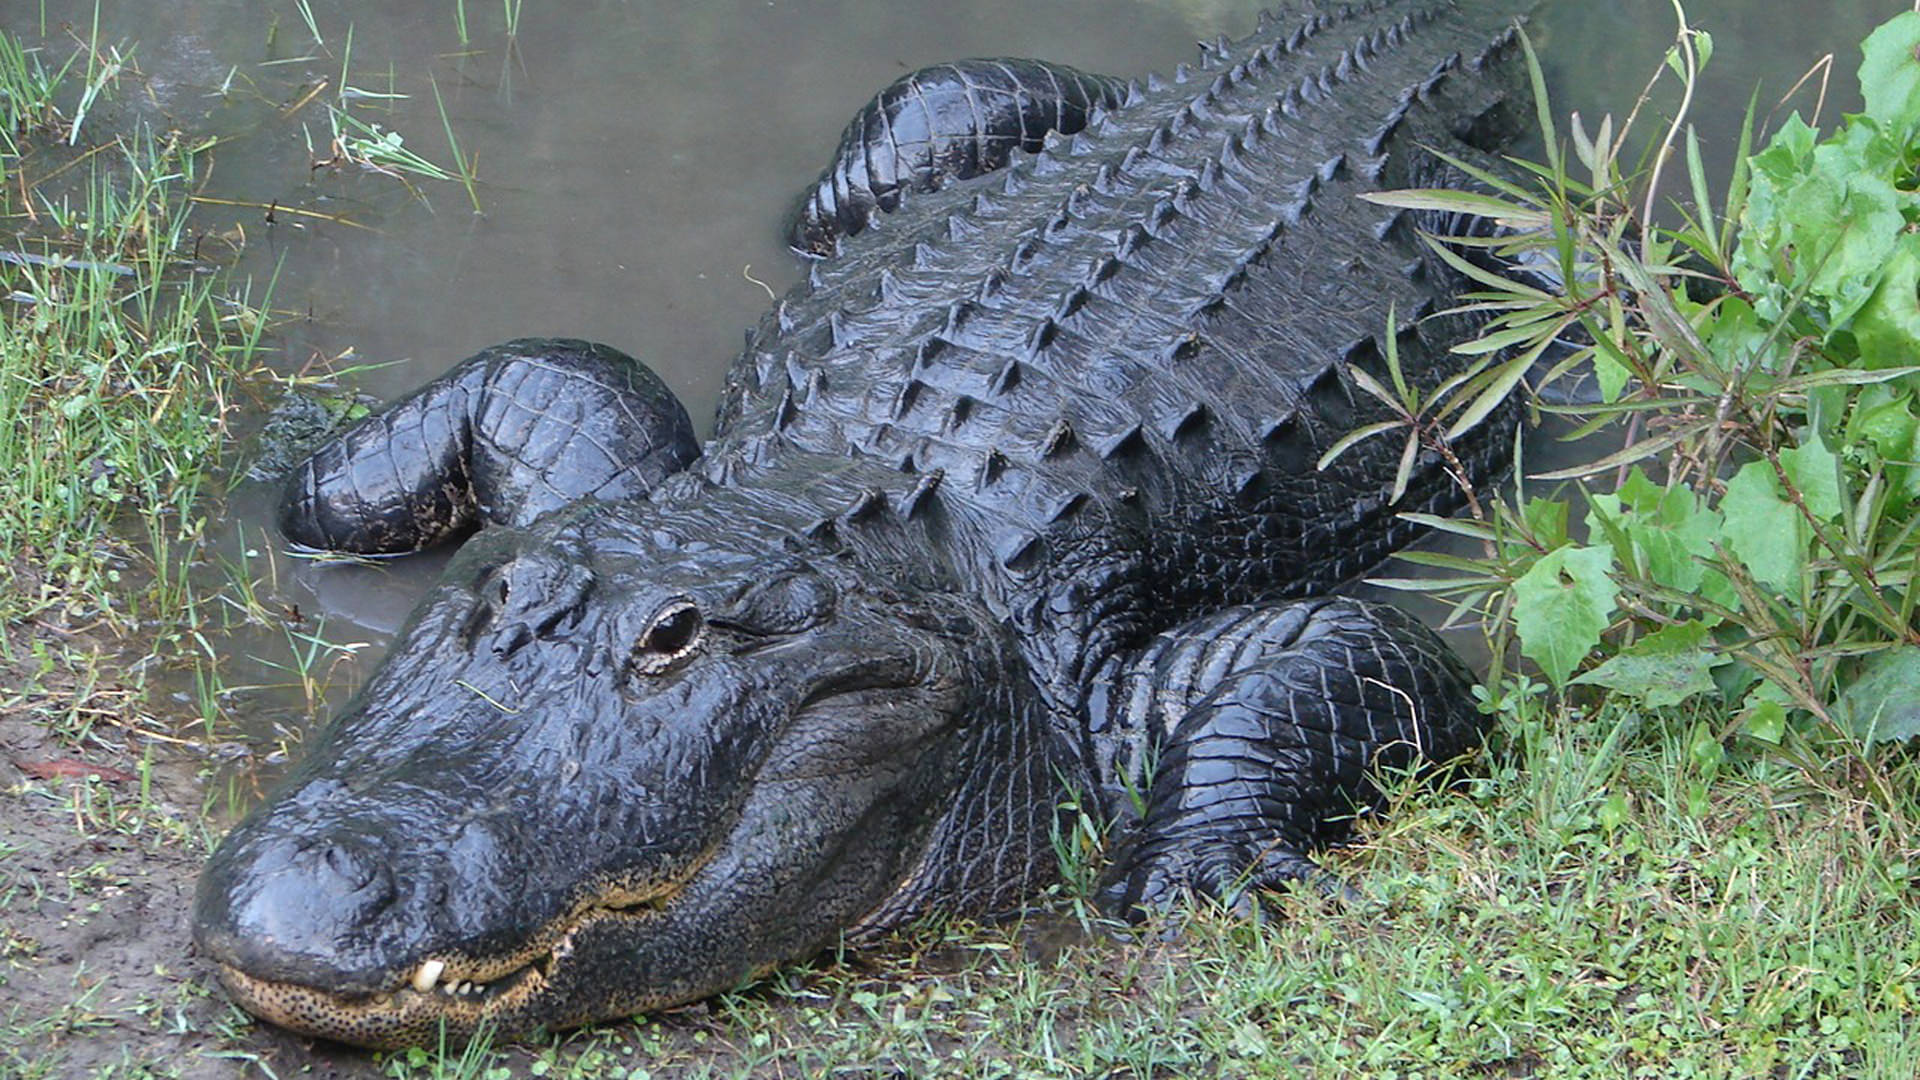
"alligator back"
716,0,1532,614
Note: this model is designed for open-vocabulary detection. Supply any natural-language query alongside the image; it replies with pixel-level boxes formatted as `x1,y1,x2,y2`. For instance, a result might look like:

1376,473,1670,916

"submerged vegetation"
2,1,1919,1077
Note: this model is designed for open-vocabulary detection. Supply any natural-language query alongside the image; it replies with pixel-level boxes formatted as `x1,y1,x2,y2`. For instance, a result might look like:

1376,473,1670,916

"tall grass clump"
0,31,265,631
0,30,69,149
291,9,483,211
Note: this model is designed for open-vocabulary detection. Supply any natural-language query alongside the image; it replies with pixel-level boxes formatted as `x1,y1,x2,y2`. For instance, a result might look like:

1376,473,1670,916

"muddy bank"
0,616,364,1078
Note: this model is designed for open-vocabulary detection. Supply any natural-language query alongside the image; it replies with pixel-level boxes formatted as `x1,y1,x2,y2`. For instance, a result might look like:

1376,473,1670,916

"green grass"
350,696,1920,1078
0,123,266,631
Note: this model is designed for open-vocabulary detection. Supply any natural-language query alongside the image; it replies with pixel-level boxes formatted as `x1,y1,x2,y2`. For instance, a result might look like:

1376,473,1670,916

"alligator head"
193,496,1041,1047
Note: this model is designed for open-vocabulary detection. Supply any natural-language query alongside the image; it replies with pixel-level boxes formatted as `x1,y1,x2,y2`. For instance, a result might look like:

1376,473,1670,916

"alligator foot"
1095,598,1485,920
279,338,699,554
788,58,1128,256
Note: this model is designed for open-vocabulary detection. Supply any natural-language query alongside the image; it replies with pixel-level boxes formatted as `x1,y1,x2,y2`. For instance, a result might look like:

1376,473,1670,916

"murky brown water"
3,0,1904,757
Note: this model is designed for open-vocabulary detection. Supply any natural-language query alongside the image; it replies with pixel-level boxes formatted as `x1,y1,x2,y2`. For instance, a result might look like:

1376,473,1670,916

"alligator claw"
1096,836,1355,923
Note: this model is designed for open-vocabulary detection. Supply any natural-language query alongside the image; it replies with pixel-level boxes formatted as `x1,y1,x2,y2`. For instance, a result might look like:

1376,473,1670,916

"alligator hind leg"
1093,598,1486,919
279,338,699,554
788,58,1128,256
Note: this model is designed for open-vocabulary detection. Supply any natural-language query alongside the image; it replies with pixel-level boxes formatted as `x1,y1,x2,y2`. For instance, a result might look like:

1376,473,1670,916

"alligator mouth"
210,881,682,1048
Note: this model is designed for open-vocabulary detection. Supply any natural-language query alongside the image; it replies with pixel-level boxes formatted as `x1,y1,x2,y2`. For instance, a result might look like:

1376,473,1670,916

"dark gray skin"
196,0,1533,1048
788,58,1131,257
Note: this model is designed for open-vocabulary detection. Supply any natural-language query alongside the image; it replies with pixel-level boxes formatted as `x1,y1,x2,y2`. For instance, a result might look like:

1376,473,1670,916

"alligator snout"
196,822,405,991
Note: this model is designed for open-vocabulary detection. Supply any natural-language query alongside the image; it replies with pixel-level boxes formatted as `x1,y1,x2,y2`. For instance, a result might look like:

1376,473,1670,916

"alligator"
195,0,1536,1048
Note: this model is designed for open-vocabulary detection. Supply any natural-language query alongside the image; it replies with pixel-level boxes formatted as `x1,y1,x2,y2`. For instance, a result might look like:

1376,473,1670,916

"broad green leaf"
1846,387,1918,456
1786,148,1905,328
1854,243,1920,367
1739,679,1796,743
1520,496,1569,550
1845,388,1920,500
1591,341,1632,403
1859,12,1920,136
1835,645,1920,744
1584,469,1729,603
1720,461,1807,593
1743,699,1787,744
1699,296,1783,374
1572,620,1720,708
1512,544,1617,687
1778,437,1844,521
1734,116,1912,332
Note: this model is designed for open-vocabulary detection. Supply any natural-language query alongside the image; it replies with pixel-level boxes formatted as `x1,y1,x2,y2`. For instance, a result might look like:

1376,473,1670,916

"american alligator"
195,0,1536,1048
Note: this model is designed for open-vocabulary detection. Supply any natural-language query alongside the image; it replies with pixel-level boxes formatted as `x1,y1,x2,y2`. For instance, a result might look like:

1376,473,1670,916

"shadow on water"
4,0,1899,796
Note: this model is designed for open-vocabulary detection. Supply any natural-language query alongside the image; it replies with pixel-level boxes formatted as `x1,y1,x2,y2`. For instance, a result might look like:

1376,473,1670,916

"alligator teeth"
411,959,445,993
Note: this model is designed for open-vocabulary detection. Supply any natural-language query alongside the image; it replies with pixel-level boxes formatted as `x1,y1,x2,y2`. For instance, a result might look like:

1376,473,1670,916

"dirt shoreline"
0,619,389,1079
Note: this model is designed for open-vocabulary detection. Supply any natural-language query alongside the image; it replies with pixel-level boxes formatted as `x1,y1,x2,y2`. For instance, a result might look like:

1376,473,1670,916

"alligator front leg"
280,338,699,554
1094,598,1485,918
789,58,1128,256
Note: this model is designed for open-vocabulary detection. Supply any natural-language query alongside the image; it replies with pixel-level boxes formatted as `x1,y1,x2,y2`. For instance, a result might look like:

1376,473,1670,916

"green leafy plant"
1330,7,1920,762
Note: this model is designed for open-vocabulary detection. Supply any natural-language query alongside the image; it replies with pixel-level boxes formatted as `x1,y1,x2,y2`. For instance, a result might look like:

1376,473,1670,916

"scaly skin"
788,58,1130,256
196,0,1536,1048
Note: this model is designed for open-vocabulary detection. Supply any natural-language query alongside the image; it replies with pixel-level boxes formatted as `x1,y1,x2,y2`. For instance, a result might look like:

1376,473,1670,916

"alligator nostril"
321,841,381,892
483,548,594,656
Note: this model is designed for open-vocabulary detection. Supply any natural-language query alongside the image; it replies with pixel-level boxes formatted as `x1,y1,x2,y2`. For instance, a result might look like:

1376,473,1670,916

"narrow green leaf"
1445,336,1551,440
1394,512,1499,541
1449,316,1569,357
1423,234,1554,298
1516,29,1560,176
1529,424,1700,481
1358,189,1550,227
1365,575,1506,593
1685,127,1718,262
1390,549,1505,573
1316,420,1404,471
1343,362,1406,411
1390,429,1419,505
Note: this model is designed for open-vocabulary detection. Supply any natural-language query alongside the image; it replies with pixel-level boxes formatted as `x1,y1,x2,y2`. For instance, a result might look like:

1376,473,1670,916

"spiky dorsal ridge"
717,0,1534,583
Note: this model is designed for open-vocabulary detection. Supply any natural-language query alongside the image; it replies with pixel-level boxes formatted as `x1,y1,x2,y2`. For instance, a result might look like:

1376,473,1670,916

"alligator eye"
629,599,704,676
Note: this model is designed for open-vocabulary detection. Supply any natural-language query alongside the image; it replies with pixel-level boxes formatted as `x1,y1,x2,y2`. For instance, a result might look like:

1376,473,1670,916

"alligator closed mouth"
195,0,1538,1048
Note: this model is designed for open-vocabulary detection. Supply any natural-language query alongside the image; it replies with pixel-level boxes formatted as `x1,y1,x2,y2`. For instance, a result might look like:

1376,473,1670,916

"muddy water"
4,0,1903,764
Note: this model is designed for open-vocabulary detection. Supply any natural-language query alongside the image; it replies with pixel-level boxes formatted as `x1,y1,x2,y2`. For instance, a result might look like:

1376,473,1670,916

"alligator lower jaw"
211,897,676,1049
211,942,562,1049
